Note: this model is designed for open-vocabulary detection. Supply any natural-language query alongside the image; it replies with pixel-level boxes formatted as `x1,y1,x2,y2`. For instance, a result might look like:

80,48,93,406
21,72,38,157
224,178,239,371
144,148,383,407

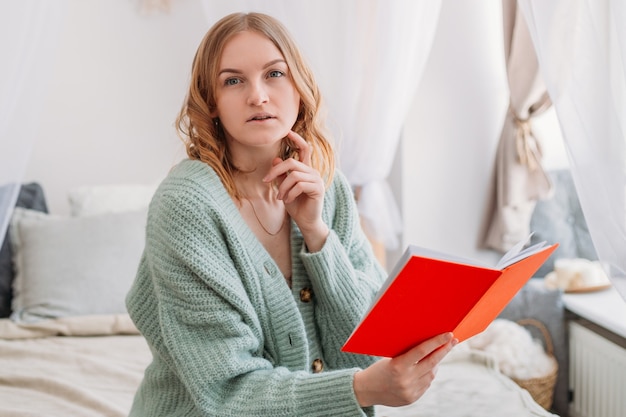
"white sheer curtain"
0,1,65,245
518,0,626,300
201,0,442,255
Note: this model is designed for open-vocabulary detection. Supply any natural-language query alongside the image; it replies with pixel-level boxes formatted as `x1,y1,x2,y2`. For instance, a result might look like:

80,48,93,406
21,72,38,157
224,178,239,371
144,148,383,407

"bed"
0,315,149,416
0,183,562,417
0,321,555,417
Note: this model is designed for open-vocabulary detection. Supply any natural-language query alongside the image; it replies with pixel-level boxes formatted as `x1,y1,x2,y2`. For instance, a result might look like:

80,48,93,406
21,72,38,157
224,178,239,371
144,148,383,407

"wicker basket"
510,318,559,410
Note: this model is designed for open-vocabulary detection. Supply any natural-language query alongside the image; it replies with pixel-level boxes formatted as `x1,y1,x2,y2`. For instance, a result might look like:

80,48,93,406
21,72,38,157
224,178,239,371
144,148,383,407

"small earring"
213,118,219,128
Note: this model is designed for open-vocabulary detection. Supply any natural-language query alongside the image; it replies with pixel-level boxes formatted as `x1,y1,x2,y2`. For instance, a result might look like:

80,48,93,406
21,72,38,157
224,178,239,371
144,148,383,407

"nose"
247,80,269,106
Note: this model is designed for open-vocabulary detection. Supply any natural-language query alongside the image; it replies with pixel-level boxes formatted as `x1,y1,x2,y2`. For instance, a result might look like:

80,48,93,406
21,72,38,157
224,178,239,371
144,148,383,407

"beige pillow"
68,184,158,217
10,208,147,323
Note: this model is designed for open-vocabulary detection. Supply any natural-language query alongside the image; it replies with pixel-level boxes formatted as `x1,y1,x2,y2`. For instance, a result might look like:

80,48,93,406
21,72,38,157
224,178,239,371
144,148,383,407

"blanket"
375,349,557,417
0,315,150,417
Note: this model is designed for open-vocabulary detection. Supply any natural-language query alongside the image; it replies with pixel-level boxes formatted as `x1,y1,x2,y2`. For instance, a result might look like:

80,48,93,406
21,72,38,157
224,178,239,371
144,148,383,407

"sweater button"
263,262,276,275
299,287,313,303
311,358,324,373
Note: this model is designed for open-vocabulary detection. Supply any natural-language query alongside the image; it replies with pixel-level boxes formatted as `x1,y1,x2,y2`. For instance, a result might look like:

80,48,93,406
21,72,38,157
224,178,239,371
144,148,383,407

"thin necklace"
244,198,287,236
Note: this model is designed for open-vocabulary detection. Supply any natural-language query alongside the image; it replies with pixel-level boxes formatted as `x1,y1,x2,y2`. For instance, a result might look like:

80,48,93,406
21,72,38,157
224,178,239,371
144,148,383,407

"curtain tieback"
514,116,543,171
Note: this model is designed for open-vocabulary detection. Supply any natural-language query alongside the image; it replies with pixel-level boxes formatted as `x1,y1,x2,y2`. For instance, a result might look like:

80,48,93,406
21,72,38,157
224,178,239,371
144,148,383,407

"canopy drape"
482,0,553,253
201,0,443,259
0,1,65,246
518,0,626,300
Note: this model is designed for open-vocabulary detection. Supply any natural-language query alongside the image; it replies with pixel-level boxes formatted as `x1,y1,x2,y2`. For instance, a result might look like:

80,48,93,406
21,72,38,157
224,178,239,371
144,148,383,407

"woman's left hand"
263,130,329,251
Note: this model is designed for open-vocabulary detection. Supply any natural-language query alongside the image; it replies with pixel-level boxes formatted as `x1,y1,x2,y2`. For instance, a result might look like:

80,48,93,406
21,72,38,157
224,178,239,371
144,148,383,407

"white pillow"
9,207,147,323
68,183,158,216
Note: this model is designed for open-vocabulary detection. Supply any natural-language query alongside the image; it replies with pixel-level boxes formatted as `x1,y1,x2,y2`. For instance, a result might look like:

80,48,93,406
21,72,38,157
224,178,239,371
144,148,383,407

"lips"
247,113,275,122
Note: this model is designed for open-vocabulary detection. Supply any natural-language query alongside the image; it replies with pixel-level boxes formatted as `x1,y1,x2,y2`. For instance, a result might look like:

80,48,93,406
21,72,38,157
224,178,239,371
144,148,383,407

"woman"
126,12,457,417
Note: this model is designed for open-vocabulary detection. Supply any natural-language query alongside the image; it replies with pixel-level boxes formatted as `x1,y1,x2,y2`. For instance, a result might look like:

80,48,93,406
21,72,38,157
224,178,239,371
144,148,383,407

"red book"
342,236,558,357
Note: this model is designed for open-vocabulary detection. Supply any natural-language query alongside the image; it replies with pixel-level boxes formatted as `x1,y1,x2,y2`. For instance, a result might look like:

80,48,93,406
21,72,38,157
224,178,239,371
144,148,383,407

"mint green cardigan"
126,159,387,416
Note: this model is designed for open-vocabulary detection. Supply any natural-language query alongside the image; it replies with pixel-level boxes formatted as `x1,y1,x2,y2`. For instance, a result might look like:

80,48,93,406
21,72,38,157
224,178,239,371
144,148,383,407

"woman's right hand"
352,332,458,408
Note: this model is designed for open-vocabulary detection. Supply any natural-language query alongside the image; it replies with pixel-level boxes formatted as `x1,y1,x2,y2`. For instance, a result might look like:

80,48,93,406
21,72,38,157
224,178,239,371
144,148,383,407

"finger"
277,171,323,203
264,157,314,184
286,130,311,166
401,332,454,367
264,157,290,185
413,339,456,378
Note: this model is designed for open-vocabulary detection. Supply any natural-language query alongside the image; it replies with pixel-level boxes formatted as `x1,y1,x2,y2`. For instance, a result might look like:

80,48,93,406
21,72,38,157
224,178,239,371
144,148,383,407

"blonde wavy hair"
176,12,335,198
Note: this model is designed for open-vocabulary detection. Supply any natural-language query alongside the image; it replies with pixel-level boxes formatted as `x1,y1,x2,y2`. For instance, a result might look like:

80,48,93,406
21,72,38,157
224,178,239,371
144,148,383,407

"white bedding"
0,315,150,417
0,315,557,417
375,349,558,417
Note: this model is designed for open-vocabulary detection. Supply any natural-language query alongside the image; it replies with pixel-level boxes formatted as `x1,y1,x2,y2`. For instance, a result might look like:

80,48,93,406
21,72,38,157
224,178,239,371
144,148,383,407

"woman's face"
213,30,301,154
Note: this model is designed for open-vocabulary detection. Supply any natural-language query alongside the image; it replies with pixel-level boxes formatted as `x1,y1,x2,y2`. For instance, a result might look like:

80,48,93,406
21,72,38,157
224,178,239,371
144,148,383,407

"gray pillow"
0,183,48,318
9,208,146,323
530,169,597,277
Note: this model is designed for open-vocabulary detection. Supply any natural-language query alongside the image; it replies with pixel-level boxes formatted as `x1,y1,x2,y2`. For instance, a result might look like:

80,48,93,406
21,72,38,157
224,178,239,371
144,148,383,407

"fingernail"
451,338,459,347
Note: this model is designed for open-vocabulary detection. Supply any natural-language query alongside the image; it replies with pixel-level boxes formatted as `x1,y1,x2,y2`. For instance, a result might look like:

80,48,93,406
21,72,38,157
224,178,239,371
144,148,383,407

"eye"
268,70,285,78
224,77,241,86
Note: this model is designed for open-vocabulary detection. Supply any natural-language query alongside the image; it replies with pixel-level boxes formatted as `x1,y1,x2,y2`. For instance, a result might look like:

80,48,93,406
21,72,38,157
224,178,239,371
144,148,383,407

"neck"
228,136,281,173
230,146,280,200
235,171,276,201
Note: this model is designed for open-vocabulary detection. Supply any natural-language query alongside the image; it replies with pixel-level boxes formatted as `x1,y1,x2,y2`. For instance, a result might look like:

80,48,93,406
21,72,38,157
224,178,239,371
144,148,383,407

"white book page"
495,233,549,269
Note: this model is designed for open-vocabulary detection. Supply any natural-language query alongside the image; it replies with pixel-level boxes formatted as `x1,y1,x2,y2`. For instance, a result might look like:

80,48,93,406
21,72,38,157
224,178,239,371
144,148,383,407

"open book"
341,235,558,357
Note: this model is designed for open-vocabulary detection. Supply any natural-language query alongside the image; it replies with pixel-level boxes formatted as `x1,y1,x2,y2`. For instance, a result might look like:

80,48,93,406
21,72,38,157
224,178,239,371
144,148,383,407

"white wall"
23,0,208,214
22,1,565,265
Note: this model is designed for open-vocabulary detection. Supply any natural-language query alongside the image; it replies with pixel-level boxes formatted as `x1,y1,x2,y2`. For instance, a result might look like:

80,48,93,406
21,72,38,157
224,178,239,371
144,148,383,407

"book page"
404,245,494,269
496,234,549,269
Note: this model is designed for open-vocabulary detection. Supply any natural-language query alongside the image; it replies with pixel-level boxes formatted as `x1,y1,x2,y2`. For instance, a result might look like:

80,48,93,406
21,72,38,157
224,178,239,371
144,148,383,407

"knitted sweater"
126,159,387,417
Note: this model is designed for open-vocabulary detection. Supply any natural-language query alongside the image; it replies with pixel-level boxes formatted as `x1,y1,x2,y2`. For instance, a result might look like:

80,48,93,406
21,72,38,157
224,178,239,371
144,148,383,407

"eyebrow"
218,59,287,76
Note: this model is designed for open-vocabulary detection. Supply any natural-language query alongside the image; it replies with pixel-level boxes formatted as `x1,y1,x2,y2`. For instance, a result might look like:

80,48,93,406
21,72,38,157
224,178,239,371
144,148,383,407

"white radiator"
569,321,626,417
